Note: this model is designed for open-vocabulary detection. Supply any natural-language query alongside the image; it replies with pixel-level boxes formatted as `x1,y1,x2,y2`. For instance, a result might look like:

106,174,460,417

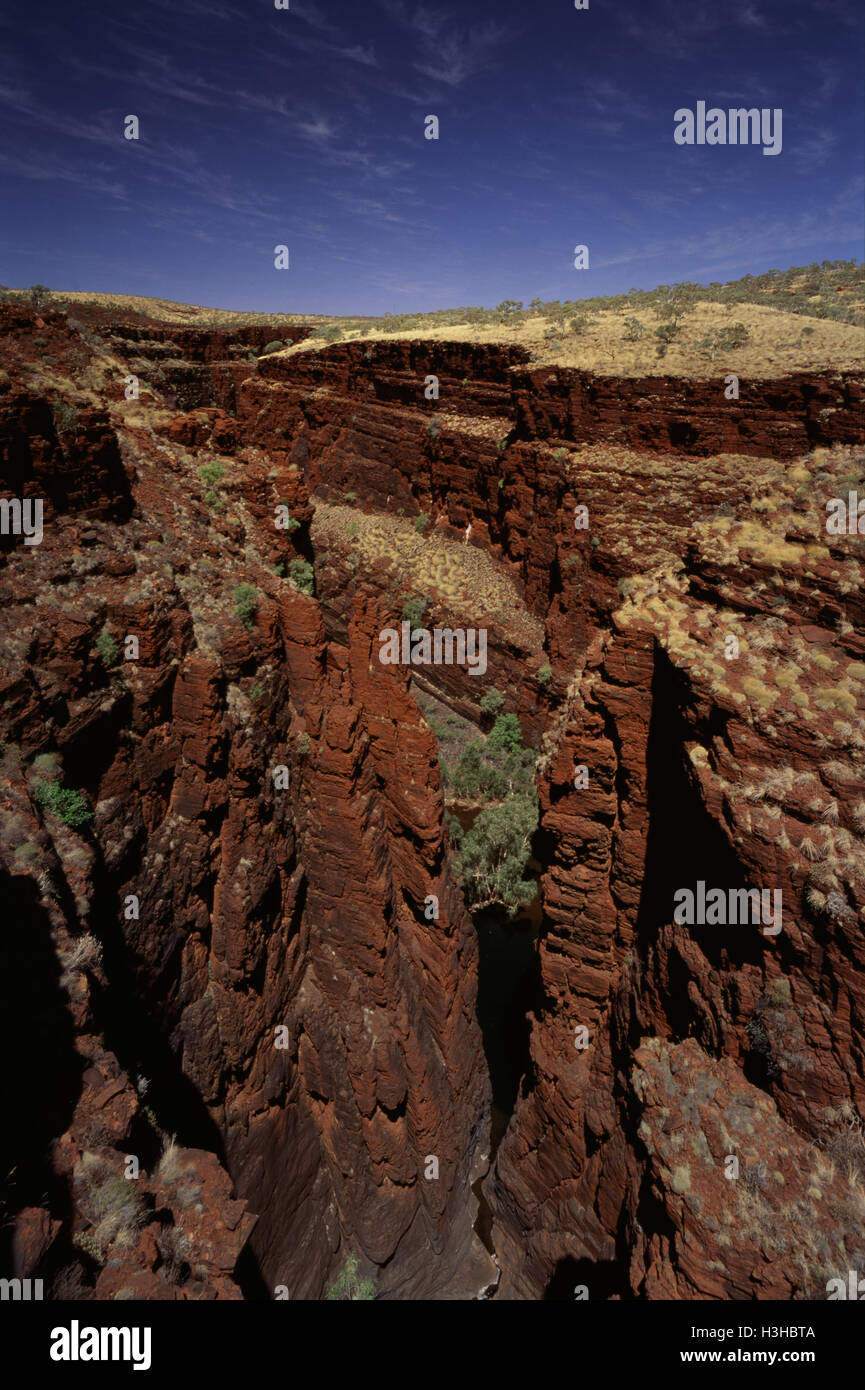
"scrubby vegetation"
321,261,862,337
449,796,538,916
309,325,343,344
73,1152,147,1261
443,713,535,801
233,583,258,629
199,461,227,507
401,593,430,627
52,400,78,433
95,626,119,667
199,463,225,486
325,1253,375,1300
437,713,539,916
288,558,315,595
479,687,505,718
35,780,93,829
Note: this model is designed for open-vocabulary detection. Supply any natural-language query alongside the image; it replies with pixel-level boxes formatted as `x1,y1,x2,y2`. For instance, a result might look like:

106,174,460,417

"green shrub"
624,317,645,342
449,730,535,802
487,713,523,754
453,795,538,914
446,813,464,846
288,558,315,595
233,583,258,629
262,340,284,355
325,1253,375,1301
199,462,225,487
414,513,429,534
344,491,357,504
53,401,78,433
696,322,751,360
297,732,311,756
401,594,429,627
36,781,92,829
479,688,505,718
537,663,552,686
426,416,442,440
95,627,119,667
29,284,50,309
655,322,682,345
715,321,750,351
311,325,342,344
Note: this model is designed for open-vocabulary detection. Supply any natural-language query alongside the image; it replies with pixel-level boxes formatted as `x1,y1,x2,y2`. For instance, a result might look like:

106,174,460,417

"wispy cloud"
618,0,781,60
580,77,649,123
0,146,128,200
297,115,338,142
291,0,340,36
598,178,865,276
380,2,509,86
738,4,769,31
791,128,837,168
144,0,247,22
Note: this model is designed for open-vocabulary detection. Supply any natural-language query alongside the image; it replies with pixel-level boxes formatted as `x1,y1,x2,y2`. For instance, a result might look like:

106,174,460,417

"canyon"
0,298,863,1301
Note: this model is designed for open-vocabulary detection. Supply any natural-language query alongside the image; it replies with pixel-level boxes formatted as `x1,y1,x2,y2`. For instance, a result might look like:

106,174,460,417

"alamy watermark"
674,102,782,156
673,881,782,936
378,621,487,677
0,496,43,545
826,492,864,535
50,1321,151,1370
826,1270,865,1300
0,1278,43,1300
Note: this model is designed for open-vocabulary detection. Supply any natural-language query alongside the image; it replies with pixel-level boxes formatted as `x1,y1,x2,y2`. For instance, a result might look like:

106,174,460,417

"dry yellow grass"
38,287,865,378
312,502,544,652
55,289,335,327
278,299,864,379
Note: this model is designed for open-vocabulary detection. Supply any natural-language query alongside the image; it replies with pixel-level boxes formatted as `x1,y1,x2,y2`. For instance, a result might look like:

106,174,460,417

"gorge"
1,297,863,1302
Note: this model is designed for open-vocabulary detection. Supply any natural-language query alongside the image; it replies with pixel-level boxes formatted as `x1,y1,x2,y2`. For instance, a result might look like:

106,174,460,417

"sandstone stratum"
0,279,863,1301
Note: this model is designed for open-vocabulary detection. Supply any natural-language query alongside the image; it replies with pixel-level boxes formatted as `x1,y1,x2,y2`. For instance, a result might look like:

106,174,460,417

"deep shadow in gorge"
448,795,544,1150
0,872,79,1276
87,848,227,1159
634,646,769,1032
543,1255,625,1301
474,899,540,1140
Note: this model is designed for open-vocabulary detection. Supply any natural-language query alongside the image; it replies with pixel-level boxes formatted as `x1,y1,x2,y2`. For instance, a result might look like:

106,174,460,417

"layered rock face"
1,301,862,1300
488,447,865,1299
0,306,491,1300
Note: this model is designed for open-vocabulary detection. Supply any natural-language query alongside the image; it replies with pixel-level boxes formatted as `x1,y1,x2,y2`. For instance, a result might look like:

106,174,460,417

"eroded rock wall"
1,304,863,1301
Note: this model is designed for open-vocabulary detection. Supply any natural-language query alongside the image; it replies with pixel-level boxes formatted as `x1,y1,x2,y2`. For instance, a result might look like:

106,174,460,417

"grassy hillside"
3,259,863,378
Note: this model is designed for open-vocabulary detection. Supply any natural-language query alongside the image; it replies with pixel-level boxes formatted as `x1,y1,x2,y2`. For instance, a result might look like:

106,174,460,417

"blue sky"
0,0,862,314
